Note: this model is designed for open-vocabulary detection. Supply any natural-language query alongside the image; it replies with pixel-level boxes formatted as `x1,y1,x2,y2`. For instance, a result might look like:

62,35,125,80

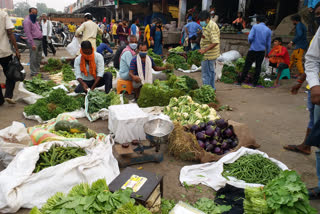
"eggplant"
198,140,205,148
199,122,206,130
224,128,233,138
207,120,215,126
214,147,221,154
196,132,206,141
223,149,230,154
211,140,218,146
230,141,238,148
221,142,229,149
190,125,199,133
215,127,221,137
205,127,215,137
216,119,228,129
206,144,214,152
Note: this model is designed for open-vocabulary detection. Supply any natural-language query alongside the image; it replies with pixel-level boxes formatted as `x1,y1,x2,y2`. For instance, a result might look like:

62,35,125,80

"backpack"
113,45,127,69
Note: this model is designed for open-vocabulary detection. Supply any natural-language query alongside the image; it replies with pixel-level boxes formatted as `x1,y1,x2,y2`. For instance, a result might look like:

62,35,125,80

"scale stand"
114,140,164,168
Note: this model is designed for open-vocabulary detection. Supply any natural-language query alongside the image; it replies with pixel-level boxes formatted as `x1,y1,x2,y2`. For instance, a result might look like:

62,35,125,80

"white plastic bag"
215,61,224,81
0,137,120,213
262,57,269,73
179,147,288,191
217,50,242,62
17,82,43,105
66,37,80,56
0,122,30,167
23,110,86,123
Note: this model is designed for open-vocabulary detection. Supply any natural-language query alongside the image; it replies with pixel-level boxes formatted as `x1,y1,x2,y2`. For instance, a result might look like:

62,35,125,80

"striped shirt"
200,20,220,60
130,56,155,77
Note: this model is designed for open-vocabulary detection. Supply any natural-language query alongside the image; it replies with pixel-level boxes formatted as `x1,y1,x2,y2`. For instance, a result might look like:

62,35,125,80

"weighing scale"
114,118,174,168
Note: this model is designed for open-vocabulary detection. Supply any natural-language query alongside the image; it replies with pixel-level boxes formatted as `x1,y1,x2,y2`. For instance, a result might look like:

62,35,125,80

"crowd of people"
0,2,320,201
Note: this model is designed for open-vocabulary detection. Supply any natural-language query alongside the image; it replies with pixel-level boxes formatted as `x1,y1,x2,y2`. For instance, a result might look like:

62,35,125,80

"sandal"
308,187,320,200
283,145,311,155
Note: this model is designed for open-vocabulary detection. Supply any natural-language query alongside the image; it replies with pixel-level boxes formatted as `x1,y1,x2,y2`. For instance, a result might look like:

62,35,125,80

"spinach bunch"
190,85,217,104
167,53,189,70
148,48,163,67
24,74,56,96
62,64,75,82
43,58,63,72
187,50,203,67
88,90,122,114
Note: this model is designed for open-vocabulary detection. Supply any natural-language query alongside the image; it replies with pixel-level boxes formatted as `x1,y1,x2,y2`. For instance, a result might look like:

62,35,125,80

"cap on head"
84,13,93,20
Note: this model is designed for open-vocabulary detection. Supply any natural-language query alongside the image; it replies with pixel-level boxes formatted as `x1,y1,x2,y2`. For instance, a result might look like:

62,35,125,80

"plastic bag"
66,37,80,56
7,56,25,82
217,50,241,62
261,57,269,73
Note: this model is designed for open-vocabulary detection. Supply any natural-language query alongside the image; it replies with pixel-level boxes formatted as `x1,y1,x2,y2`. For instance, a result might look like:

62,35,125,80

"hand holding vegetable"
198,49,206,55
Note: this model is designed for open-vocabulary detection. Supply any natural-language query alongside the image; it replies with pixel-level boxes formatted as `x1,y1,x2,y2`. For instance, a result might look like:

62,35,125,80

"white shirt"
306,27,320,88
74,52,104,81
41,20,53,37
0,11,14,58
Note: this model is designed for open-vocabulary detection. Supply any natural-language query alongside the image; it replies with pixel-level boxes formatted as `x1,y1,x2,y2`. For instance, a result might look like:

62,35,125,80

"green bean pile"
51,130,86,138
34,145,86,173
222,154,282,185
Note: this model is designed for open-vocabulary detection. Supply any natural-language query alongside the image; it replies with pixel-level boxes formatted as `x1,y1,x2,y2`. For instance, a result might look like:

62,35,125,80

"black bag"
306,119,320,148
7,56,25,82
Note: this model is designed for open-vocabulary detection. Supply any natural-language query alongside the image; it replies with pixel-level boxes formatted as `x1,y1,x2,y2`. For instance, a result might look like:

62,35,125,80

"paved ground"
0,49,319,213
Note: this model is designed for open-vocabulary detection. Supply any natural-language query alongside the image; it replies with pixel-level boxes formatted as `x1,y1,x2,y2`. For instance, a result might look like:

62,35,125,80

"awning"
118,0,149,4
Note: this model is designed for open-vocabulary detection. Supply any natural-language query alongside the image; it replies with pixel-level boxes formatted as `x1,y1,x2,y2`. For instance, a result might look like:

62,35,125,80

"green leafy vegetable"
169,46,184,53
105,66,118,78
190,85,216,104
61,64,75,82
222,154,282,185
43,58,63,73
221,64,238,84
24,74,57,96
24,89,83,121
88,90,122,114
244,187,271,214
161,199,176,214
148,48,163,67
167,53,189,70
30,179,147,214
263,170,317,214
187,50,203,67
193,197,232,214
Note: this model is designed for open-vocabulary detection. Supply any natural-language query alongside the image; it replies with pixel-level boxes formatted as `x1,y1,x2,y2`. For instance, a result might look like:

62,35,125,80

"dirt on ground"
0,49,319,213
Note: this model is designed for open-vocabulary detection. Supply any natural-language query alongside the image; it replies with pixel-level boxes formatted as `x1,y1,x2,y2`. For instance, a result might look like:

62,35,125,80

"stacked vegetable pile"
148,48,163,66
221,57,275,87
30,179,151,214
24,74,56,96
61,64,75,82
137,75,199,107
187,50,203,67
105,66,118,78
24,89,84,121
222,154,281,185
43,58,63,72
52,120,97,139
163,96,219,125
87,90,122,114
189,119,238,155
33,144,86,173
243,170,317,214
167,53,189,70
168,46,184,53
189,85,217,104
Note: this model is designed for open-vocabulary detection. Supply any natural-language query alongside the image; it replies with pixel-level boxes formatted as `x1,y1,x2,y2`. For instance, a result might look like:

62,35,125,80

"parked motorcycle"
47,32,70,53
14,31,28,53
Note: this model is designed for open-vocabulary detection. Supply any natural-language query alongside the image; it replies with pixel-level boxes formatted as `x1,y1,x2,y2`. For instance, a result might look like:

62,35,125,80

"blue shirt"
131,24,137,35
308,0,320,8
248,23,272,53
292,22,308,50
96,43,113,55
74,52,104,81
130,56,155,77
119,50,135,80
185,22,202,39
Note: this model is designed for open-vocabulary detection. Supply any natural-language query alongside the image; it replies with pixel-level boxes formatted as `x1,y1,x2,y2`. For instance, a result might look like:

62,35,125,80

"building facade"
0,0,13,10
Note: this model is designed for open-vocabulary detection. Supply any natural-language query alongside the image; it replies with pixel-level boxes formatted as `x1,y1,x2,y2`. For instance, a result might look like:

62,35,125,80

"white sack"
108,104,149,144
23,110,86,123
179,147,288,191
215,61,224,81
18,82,43,105
177,64,202,73
0,122,30,167
0,136,120,213
217,50,241,62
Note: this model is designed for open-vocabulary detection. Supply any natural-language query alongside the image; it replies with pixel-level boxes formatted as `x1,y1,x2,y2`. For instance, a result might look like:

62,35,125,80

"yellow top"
200,20,220,60
144,24,151,46
68,24,76,33
112,24,118,35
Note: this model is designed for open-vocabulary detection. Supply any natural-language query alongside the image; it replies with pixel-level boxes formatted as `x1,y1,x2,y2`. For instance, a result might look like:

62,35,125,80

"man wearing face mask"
23,7,43,77
288,15,308,78
74,41,112,94
198,11,220,90
129,43,167,98
119,35,138,80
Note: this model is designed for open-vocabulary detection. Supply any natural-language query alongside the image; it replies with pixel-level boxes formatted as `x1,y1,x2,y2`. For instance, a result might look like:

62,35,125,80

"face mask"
152,24,155,27
200,21,207,27
30,14,37,23
316,16,320,25
139,52,147,58
129,43,137,50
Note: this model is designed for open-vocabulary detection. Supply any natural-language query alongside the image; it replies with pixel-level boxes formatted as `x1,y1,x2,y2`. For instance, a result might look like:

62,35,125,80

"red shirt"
268,46,290,66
